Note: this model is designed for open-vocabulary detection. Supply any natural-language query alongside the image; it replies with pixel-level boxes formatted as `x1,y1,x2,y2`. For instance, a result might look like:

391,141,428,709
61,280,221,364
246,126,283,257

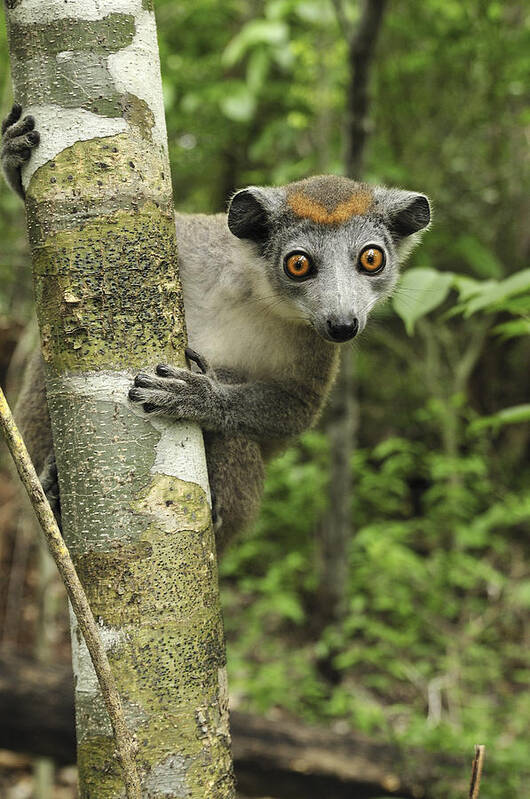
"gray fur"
3,110,431,551
1,104,39,198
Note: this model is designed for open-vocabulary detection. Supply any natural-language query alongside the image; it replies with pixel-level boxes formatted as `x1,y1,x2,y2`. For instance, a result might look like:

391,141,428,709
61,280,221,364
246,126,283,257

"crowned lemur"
2,105,431,551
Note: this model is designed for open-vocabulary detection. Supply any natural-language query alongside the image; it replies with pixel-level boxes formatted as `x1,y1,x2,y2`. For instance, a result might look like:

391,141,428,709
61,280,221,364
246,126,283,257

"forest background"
0,1,528,797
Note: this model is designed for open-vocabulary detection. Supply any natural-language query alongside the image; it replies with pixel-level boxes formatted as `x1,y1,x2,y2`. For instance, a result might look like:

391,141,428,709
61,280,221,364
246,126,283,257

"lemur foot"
209,485,223,530
128,361,223,427
39,452,62,529
1,104,40,197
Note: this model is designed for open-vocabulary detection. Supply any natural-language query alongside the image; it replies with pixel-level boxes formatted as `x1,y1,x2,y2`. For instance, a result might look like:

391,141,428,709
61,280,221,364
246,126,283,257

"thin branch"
454,319,491,394
468,745,485,799
330,0,351,43
0,387,141,799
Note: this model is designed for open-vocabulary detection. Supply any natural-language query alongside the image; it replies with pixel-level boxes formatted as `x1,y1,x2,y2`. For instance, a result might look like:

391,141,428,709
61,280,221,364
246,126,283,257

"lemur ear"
227,186,282,242
390,194,431,237
374,188,431,238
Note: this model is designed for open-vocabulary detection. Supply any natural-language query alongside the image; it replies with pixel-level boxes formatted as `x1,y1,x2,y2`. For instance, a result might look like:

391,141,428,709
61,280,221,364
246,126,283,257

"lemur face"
228,176,431,343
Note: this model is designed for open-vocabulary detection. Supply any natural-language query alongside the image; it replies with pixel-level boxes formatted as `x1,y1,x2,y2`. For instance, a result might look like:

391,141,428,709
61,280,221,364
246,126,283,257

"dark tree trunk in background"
345,0,389,180
316,348,358,626
317,0,389,629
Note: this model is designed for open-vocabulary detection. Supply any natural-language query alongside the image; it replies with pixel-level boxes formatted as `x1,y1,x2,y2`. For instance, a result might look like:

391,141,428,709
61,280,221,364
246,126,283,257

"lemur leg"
14,349,61,524
15,349,54,475
1,104,40,198
204,432,265,554
39,451,61,527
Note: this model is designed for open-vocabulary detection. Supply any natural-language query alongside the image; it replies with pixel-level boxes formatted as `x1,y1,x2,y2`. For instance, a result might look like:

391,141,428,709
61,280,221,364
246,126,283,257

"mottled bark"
0,387,141,798
3,2,235,797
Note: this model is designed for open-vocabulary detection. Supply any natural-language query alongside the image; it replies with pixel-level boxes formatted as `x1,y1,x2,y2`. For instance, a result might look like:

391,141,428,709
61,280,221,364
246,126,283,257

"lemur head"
227,175,431,342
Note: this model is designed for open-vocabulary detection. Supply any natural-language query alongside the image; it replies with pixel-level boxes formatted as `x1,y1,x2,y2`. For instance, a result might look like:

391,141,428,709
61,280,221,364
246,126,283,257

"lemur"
2,105,431,551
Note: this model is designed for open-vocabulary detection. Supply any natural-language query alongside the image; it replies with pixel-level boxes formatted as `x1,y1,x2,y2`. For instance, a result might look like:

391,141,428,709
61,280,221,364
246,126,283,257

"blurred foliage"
0,0,528,797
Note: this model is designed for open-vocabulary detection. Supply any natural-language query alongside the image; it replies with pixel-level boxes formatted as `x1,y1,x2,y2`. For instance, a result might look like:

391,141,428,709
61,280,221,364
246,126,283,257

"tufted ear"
227,186,283,242
374,188,431,238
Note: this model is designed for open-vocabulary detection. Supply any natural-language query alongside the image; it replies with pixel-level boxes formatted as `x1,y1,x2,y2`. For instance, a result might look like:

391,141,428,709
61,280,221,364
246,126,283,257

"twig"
468,745,485,799
0,388,141,799
330,0,351,43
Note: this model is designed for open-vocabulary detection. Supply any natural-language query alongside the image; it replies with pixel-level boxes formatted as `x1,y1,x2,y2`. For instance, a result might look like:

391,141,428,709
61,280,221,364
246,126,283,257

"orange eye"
284,252,313,280
359,246,385,273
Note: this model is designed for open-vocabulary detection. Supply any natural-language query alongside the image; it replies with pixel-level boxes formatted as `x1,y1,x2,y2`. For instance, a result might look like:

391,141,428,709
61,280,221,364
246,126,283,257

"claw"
156,363,178,378
143,403,156,413
185,347,209,374
128,387,142,402
134,373,151,387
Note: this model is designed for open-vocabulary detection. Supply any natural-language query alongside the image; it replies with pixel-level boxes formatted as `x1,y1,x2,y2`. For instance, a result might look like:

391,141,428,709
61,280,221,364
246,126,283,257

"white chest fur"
186,292,300,382
176,220,316,383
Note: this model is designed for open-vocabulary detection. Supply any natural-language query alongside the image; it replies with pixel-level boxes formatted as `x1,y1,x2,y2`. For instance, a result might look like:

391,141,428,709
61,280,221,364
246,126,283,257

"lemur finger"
133,372,186,390
129,387,152,405
3,114,35,141
185,348,209,375
155,363,182,379
134,372,155,388
155,364,198,384
129,386,182,414
129,384,198,416
129,386,179,405
1,103,22,135
2,131,40,156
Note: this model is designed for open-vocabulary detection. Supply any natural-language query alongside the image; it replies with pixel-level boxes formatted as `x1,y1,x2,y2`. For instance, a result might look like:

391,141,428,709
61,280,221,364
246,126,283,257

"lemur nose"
326,317,359,342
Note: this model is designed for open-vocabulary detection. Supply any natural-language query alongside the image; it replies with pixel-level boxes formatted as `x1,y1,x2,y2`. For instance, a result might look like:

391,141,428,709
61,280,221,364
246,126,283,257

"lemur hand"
1,104,40,198
129,352,226,430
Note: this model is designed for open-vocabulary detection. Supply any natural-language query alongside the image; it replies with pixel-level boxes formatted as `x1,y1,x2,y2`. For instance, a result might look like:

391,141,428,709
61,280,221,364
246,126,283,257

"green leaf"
469,404,530,434
492,318,530,339
463,269,530,315
222,20,289,67
247,48,270,92
294,1,336,24
454,234,503,278
392,268,454,335
219,83,256,122
453,275,495,301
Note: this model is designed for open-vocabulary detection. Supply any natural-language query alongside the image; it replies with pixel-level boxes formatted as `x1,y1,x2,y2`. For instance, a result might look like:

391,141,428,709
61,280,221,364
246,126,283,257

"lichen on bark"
3,1,235,796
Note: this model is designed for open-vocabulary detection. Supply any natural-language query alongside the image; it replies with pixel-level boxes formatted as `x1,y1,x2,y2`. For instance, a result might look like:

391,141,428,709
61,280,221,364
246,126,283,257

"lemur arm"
128,363,318,440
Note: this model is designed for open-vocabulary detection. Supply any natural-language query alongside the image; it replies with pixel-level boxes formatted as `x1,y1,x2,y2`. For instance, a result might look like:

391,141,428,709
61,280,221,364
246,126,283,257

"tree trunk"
318,0,389,629
344,0,389,180
3,2,235,797
316,347,358,626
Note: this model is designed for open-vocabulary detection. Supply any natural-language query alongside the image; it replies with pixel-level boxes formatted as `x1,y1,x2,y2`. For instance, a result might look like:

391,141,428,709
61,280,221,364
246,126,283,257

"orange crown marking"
287,190,373,224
